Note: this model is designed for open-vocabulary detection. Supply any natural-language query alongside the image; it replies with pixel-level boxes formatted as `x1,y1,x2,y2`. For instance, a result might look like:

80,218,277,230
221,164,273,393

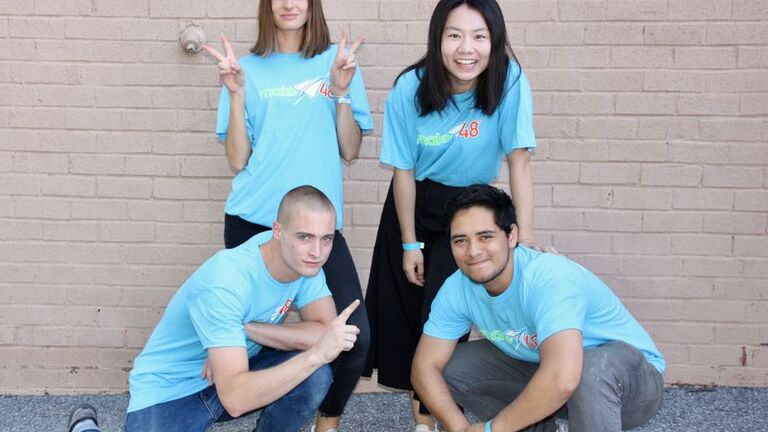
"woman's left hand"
330,31,364,97
518,238,559,255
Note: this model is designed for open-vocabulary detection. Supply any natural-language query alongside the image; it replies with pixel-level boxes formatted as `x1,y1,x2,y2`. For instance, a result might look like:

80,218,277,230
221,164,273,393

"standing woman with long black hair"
364,1,541,430
203,1,373,431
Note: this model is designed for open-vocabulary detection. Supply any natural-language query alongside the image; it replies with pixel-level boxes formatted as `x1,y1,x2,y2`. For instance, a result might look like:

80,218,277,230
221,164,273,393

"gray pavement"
2,386,766,432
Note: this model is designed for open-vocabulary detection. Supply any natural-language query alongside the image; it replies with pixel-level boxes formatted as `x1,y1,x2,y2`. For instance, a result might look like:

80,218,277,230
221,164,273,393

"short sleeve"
498,65,536,155
293,271,332,309
349,67,374,133
423,278,472,340
523,275,587,345
215,84,254,143
379,82,415,170
188,286,247,349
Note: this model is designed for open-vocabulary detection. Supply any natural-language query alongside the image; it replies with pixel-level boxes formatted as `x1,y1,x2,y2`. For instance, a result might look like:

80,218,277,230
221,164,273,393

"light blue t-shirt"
380,62,536,186
127,231,332,412
424,246,665,373
216,45,373,230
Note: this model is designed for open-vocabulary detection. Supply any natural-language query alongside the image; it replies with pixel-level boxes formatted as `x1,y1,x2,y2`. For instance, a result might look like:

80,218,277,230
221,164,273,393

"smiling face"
440,4,492,94
271,0,310,32
449,206,517,294
272,205,335,281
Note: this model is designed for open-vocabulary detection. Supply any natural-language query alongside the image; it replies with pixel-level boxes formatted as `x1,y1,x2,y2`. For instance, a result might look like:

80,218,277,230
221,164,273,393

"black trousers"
224,214,371,417
364,179,468,397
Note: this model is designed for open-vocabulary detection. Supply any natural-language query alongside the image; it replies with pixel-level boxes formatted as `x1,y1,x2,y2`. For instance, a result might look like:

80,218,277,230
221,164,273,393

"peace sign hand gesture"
330,31,363,97
203,35,244,95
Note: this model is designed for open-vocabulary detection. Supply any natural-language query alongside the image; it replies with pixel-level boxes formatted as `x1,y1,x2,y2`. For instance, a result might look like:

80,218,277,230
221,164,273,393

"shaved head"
277,185,336,226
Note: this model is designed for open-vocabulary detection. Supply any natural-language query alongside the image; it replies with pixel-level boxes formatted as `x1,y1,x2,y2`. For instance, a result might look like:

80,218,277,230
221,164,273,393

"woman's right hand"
203,35,244,95
403,249,425,287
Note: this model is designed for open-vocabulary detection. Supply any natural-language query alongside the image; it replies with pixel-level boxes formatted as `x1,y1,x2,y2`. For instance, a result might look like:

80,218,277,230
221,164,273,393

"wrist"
402,242,423,251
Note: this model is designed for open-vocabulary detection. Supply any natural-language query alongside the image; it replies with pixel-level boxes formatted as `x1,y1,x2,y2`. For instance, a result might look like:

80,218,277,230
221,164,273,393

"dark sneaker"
67,403,98,432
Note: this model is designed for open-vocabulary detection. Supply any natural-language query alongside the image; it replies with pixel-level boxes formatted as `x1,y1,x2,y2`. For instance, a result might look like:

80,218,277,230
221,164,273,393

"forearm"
335,103,362,162
491,370,574,431
245,321,328,351
508,150,535,242
412,364,470,432
393,168,417,243
224,91,251,172
221,348,325,417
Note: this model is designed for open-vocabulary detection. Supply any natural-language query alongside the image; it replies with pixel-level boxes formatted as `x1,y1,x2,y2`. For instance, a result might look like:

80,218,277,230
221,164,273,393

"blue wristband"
332,92,351,104
402,242,423,251
485,420,492,432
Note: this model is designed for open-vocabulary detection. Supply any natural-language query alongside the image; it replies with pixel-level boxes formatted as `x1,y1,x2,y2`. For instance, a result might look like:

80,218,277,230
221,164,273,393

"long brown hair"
251,0,331,58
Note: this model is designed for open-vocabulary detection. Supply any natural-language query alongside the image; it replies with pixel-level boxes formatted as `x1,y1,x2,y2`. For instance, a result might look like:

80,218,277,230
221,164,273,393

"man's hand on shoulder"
308,299,360,364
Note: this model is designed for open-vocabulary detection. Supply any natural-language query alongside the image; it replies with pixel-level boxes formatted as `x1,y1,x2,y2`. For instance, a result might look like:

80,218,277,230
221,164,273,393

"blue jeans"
125,350,332,432
443,339,664,432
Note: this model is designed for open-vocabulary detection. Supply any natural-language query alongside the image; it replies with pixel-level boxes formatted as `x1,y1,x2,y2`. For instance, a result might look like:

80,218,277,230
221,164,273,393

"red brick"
672,189,734,210
155,223,210,244
584,210,642,232
612,188,673,210
706,71,768,92
707,23,768,45
641,164,702,187
671,234,733,256
678,94,740,115
550,47,609,67
553,185,612,207
734,191,768,212
100,221,154,242
552,94,613,114
644,69,707,92
610,47,673,68
585,23,644,45
552,232,611,253
741,94,768,115
638,119,700,140
533,116,578,138
704,212,766,234
643,24,706,45
527,69,581,91
732,0,768,20
557,0,605,21
643,211,704,233
668,0,732,20
611,234,670,255
524,23,585,45
533,161,579,184
71,199,129,220
715,279,767,299
616,94,676,115
97,177,152,198
128,200,184,222
703,166,764,188
15,197,70,220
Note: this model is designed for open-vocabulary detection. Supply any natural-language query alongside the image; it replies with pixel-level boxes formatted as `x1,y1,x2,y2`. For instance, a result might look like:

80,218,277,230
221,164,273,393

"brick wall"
0,0,766,393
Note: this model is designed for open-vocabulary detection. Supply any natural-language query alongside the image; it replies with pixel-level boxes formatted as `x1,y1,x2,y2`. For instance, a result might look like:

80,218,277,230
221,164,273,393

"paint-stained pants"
443,339,664,432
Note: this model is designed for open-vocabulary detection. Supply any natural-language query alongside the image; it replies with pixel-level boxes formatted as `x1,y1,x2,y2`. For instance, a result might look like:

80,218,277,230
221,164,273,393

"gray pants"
443,339,664,432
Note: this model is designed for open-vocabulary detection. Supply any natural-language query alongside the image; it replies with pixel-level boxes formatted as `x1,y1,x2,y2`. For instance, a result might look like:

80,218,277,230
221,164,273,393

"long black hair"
398,0,519,116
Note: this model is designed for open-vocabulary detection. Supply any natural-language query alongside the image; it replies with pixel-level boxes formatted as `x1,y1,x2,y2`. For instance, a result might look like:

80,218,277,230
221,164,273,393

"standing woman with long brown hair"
364,0,542,430
203,1,373,431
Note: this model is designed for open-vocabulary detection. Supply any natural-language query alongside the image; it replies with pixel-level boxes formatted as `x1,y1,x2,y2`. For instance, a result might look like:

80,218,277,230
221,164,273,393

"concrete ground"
2,386,766,432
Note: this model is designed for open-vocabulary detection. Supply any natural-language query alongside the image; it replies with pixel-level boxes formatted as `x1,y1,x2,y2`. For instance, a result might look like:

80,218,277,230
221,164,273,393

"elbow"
340,147,359,163
219,393,247,418
553,372,581,398
228,157,246,173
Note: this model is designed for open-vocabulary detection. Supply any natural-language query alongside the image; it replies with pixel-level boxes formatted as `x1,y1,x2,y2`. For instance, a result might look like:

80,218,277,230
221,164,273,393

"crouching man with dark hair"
125,186,360,432
412,184,664,432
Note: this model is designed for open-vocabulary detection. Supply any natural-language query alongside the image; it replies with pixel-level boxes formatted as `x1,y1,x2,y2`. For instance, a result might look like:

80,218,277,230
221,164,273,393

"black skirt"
364,178,467,390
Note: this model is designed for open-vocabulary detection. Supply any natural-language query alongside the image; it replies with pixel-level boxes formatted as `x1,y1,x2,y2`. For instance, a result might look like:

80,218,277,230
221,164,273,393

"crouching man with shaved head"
125,186,360,432
412,185,665,432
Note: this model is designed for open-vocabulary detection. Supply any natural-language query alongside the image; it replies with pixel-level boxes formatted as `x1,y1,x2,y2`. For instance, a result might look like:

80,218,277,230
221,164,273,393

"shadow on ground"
1,386,765,431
